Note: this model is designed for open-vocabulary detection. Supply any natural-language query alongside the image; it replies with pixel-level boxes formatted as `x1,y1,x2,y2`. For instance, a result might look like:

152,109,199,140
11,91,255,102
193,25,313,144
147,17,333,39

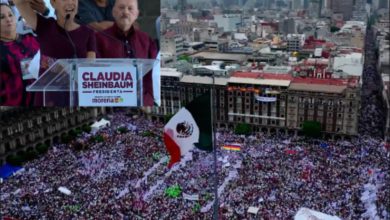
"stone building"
0,107,107,165
153,68,361,139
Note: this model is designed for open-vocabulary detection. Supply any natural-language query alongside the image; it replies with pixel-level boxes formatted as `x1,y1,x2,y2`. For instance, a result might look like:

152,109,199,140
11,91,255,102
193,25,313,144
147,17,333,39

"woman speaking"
14,0,96,106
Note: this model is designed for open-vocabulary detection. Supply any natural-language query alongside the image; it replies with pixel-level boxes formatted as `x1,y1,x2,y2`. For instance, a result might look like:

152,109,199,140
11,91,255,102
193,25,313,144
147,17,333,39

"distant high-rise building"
318,0,323,17
292,0,302,10
279,18,296,34
223,0,238,7
178,0,187,14
214,14,242,32
239,0,250,6
308,1,322,18
379,0,389,8
287,34,305,52
352,0,367,21
303,0,309,9
330,0,354,20
325,0,331,9
264,0,272,9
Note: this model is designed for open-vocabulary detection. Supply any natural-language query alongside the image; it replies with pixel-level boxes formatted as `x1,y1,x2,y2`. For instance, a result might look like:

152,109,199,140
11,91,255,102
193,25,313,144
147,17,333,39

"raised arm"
13,0,38,30
30,0,50,16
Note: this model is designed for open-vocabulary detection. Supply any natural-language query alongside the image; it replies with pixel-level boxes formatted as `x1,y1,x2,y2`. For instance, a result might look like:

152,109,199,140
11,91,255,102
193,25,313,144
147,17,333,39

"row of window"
2,109,87,137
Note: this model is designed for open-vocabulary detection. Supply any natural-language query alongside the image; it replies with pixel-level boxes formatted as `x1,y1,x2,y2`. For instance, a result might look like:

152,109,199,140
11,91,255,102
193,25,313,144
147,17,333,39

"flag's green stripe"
186,92,212,151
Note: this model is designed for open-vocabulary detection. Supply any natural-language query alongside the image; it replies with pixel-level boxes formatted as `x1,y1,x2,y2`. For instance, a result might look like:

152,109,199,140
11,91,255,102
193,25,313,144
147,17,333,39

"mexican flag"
164,92,213,168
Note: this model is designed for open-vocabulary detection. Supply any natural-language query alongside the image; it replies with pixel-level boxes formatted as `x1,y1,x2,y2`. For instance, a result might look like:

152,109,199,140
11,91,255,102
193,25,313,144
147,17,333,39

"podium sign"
78,66,137,106
26,58,158,107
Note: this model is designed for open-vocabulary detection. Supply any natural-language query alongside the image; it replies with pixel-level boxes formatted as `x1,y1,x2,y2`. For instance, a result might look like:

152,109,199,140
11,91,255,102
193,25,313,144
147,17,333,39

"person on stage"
77,0,115,31
0,3,39,106
14,0,96,106
95,0,158,106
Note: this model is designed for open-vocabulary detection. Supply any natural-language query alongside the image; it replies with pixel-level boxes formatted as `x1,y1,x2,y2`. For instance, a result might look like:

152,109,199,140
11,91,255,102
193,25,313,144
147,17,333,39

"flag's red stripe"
223,145,241,149
223,147,241,151
164,131,181,168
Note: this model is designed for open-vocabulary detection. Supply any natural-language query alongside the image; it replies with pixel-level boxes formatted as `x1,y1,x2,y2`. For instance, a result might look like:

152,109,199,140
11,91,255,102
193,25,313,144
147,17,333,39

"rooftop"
302,58,329,66
262,65,292,74
289,83,347,93
292,77,359,87
229,71,292,86
161,68,183,77
229,77,291,87
231,72,294,80
190,52,248,62
180,75,228,85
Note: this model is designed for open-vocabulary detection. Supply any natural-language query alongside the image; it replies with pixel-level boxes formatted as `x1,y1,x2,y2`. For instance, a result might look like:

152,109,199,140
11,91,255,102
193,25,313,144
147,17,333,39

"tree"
24,149,38,161
61,133,71,144
36,143,49,154
234,123,252,135
94,135,105,143
74,128,83,136
302,121,321,138
142,131,154,137
17,151,28,162
164,114,174,124
117,126,128,134
6,155,23,166
330,26,340,33
81,124,92,133
68,129,80,139
177,55,191,62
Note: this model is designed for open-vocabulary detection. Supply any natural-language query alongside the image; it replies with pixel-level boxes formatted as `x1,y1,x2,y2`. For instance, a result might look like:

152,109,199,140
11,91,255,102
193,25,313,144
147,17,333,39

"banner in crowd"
285,149,298,155
320,143,328,149
254,95,277,102
165,184,182,198
64,204,81,213
265,89,281,95
183,193,199,201
247,206,259,214
78,66,137,106
58,186,71,195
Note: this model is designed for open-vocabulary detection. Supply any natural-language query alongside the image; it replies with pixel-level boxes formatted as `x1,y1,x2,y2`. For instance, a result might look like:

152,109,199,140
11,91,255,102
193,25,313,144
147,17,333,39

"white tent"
91,119,110,134
294,208,341,220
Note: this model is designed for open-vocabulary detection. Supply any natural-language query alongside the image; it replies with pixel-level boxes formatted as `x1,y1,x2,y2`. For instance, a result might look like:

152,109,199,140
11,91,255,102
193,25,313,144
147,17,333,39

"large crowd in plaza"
1,111,389,219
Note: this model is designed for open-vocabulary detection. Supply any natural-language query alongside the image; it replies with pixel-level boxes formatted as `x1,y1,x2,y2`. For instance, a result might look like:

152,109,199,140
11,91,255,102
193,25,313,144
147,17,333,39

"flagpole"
211,74,219,220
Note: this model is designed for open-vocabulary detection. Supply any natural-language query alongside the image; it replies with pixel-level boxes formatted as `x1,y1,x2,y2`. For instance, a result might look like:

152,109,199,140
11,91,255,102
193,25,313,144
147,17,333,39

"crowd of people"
359,27,386,138
1,111,388,219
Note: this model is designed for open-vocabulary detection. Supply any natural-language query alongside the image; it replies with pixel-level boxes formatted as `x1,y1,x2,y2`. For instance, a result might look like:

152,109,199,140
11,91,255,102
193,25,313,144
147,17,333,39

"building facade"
214,14,242,32
286,79,360,136
287,34,305,52
0,107,107,165
330,0,354,21
161,33,186,59
154,68,361,139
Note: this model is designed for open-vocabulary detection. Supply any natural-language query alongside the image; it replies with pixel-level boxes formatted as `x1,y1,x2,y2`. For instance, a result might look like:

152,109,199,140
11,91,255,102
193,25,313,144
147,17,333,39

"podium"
27,58,158,107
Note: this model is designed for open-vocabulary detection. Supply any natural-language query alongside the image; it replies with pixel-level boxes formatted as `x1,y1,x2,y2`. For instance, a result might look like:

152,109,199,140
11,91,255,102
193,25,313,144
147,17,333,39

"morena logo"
176,121,193,138
92,97,124,103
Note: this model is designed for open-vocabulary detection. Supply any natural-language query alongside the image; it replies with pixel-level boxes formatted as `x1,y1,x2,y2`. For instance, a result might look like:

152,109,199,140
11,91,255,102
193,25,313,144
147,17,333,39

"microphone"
75,14,135,58
64,14,78,58
64,14,78,106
